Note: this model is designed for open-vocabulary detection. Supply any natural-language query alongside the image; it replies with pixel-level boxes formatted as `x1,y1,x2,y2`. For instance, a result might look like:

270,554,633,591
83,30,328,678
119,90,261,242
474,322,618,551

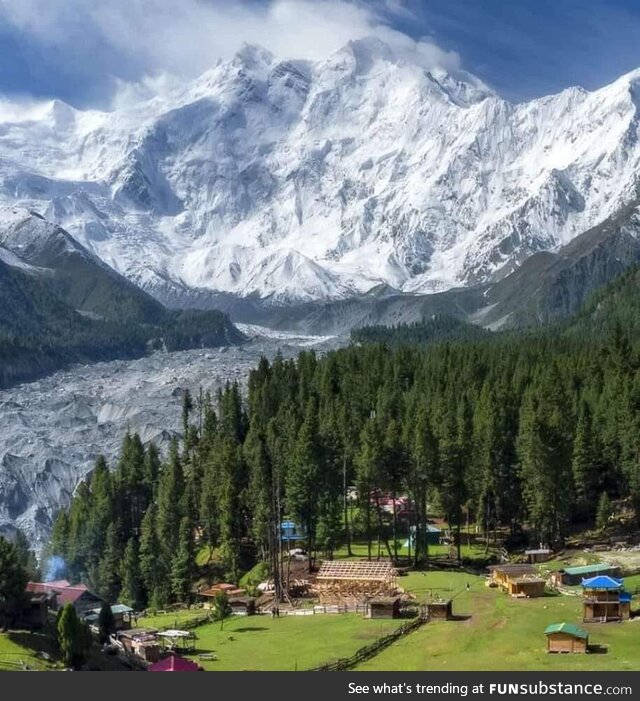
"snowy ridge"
1,37,640,303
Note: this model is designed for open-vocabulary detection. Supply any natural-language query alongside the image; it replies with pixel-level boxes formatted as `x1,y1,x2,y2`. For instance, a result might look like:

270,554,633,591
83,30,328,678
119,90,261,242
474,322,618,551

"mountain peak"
232,43,276,71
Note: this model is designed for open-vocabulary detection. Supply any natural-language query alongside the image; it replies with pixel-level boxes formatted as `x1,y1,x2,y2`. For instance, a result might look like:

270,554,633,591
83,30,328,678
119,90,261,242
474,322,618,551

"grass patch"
333,539,498,563
182,613,403,671
0,631,61,671
357,572,640,671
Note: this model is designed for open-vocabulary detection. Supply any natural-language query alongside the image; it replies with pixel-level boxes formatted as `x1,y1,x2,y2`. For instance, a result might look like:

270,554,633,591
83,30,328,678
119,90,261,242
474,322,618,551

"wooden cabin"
365,597,401,619
544,623,589,653
487,564,546,597
427,599,453,620
228,596,256,616
555,563,620,587
581,576,631,622
507,576,547,598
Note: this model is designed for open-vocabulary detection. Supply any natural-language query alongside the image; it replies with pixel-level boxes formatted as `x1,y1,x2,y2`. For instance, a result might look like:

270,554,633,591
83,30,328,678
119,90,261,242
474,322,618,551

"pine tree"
287,398,322,561
0,536,27,627
171,517,195,602
97,602,115,643
156,439,185,563
596,492,613,530
97,522,122,603
57,603,92,669
139,504,168,609
13,529,40,581
120,538,144,610
572,402,599,520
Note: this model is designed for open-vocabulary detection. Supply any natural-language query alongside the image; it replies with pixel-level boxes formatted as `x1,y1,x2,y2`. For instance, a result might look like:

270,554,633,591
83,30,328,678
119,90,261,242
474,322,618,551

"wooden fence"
305,614,428,671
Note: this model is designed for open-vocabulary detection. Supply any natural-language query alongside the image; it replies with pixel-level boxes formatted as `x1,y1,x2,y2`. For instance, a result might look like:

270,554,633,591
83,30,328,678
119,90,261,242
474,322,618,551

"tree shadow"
234,626,268,633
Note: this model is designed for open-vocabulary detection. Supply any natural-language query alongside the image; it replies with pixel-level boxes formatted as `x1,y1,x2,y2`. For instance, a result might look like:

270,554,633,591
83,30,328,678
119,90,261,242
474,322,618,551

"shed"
364,597,401,619
525,549,552,564
228,596,256,616
148,654,200,672
427,599,453,621
544,623,589,653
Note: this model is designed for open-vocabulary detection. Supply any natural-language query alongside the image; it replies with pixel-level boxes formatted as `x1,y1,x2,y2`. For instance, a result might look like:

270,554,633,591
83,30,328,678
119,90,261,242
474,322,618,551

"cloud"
0,0,462,106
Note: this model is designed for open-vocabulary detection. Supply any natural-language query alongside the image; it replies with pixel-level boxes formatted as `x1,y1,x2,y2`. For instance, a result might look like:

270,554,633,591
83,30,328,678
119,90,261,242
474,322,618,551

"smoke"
43,555,67,582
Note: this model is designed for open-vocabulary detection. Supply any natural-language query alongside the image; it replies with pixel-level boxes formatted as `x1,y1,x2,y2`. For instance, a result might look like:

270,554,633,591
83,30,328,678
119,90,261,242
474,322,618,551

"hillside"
0,223,245,389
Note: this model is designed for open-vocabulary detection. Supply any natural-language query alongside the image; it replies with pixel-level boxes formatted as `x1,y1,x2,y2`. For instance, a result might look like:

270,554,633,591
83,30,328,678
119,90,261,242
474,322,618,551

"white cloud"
0,0,462,104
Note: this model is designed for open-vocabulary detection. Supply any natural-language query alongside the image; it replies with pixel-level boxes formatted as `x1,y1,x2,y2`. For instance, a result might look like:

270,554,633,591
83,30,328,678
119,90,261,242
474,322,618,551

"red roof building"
148,655,201,672
26,581,104,614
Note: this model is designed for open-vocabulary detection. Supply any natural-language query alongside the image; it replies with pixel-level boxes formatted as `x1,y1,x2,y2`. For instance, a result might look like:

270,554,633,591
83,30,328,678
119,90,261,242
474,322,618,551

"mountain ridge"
2,37,640,306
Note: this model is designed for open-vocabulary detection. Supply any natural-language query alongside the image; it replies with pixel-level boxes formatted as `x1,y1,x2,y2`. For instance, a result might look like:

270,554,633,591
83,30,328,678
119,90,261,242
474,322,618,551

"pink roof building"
148,655,200,672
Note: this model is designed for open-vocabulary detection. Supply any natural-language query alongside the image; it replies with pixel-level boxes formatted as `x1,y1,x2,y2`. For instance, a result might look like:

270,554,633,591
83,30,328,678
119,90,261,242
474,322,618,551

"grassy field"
333,539,498,562
357,572,640,671
0,631,61,671
180,613,403,671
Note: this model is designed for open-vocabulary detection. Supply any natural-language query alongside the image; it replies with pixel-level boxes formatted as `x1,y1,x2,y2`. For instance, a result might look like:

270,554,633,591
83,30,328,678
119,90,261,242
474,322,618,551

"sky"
1,0,640,109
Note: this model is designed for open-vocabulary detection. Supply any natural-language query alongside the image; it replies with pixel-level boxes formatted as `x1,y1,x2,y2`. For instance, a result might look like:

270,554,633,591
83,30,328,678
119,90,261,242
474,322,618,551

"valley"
0,325,342,548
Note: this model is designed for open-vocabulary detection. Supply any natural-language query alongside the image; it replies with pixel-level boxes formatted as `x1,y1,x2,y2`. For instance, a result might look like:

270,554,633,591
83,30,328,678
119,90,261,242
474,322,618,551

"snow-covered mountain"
1,36,640,304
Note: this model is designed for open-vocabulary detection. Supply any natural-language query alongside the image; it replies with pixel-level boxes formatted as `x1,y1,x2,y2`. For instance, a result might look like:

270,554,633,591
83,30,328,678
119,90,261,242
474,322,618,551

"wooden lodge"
581,576,631,622
552,563,620,587
364,597,401,619
26,580,104,615
315,560,398,604
426,599,453,621
228,596,256,616
487,564,546,598
544,623,589,653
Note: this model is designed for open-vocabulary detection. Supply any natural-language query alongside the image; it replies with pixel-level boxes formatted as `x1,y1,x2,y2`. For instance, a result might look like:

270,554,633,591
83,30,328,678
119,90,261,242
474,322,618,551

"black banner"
1,672,638,701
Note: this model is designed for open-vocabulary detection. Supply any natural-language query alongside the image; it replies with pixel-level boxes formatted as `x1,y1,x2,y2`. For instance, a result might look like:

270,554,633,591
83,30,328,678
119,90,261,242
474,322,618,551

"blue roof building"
582,575,631,622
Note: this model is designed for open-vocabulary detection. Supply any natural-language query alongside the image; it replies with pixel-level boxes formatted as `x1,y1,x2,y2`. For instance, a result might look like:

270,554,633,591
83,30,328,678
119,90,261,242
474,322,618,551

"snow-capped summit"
0,37,639,304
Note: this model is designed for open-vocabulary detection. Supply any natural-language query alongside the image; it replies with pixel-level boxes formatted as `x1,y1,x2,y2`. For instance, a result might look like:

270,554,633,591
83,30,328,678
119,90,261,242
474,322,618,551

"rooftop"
487,564,537,575
317,560,398,582
563,563,615,576
544,623,588,639
581,575,623,590
148,655,200,672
